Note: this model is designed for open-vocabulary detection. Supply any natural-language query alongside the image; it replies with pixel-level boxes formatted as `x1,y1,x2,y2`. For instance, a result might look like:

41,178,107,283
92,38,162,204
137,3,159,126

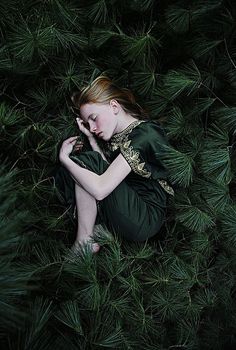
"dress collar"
110,119,146,143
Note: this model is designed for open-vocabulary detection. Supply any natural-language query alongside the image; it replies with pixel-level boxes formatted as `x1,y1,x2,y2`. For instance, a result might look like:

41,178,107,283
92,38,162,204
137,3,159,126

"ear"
110,99,120,115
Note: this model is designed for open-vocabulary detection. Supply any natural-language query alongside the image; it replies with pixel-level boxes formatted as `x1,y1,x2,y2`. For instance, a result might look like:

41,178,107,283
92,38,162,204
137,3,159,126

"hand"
59,136,78,163
76,117,94,140
73,141,84,153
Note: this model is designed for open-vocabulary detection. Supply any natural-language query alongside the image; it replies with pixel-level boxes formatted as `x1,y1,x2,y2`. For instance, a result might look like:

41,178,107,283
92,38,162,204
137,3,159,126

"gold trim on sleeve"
121,139,151,178
158,180,175,196
108,119,175,196
109,120,146,151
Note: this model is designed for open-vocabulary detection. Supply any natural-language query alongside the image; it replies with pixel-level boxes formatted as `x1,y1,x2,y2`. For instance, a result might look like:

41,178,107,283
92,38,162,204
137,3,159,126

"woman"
56,75,174,254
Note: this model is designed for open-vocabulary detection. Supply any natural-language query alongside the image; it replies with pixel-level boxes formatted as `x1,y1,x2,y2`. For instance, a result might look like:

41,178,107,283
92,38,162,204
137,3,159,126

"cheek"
97,118,103,128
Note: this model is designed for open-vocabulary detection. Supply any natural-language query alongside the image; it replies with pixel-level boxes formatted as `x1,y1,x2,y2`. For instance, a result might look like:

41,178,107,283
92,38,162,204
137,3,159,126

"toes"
71,241,101,254
92,243,101,253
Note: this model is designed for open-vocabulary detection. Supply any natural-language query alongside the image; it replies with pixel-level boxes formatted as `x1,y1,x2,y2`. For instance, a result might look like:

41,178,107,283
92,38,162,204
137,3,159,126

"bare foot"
72,240,101,255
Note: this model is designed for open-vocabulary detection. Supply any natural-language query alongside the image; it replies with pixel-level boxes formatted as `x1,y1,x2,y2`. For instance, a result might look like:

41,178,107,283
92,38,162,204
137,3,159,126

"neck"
113,113,138,135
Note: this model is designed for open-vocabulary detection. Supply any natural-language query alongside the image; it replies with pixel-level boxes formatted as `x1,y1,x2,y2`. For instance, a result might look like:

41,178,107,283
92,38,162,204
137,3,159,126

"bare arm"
88,136,108,162
61,153,131,201
75,117,109,162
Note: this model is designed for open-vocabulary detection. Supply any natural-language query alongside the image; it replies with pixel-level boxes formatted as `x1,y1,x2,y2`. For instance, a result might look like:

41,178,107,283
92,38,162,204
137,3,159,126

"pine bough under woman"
55,76,175,254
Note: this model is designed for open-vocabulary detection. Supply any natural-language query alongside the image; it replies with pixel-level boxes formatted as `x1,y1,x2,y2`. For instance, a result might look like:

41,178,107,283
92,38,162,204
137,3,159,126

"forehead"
80,102,108,121
80,103,96,116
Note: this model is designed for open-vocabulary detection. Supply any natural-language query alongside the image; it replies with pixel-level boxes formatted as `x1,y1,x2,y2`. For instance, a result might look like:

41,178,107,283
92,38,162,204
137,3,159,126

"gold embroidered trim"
109,120,146,150
121,139,151,178
108,120,152,178
110,121,175,196
158,180,175,196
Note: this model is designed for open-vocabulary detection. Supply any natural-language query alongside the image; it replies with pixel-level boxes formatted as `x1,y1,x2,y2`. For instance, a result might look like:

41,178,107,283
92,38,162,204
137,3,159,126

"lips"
96,132,103,137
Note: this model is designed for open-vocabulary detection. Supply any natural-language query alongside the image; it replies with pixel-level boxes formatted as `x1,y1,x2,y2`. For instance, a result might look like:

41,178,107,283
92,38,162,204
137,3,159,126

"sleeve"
119,121,175,195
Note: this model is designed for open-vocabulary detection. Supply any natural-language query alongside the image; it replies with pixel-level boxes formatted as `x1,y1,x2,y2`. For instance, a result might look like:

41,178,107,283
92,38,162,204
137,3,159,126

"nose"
91,125,97,133
90,121,97,133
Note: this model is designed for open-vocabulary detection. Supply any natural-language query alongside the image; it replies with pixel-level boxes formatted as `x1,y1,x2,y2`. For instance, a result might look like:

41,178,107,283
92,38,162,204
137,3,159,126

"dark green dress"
54,119,175,242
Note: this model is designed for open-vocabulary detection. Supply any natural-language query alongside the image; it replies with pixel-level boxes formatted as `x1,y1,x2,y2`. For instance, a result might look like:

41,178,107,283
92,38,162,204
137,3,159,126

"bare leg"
73,183,100,253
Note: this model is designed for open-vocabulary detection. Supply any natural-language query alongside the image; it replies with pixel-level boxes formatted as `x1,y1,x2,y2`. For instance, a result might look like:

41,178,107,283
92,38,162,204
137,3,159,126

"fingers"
76,117,84,127
74,141,83,147
70,137,79,142
73,140,84,152
64,136,79,144
76,117,89,131
74,145,83,151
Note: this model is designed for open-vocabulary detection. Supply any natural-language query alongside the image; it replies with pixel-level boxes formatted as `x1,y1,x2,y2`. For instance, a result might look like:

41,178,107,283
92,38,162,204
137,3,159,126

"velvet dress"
54,119,175,242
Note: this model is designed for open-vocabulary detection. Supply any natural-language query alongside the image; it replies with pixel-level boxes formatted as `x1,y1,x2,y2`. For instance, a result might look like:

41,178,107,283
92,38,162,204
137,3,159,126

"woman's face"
79,101,118,141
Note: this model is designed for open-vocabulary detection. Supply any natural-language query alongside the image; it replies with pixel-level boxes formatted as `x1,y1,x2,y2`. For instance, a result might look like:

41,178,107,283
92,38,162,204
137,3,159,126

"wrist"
59,153,70,166
88,136,97,145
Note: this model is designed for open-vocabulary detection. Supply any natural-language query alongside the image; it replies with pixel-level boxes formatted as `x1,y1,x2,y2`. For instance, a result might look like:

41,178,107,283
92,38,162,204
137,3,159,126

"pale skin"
59,99,138,253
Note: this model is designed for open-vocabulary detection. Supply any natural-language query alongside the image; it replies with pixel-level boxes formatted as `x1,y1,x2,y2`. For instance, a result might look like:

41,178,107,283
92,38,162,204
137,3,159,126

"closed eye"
83,121,90,129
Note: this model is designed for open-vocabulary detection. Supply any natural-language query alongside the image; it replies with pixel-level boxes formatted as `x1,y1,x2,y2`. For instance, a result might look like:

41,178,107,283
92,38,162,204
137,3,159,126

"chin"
102,133,109,141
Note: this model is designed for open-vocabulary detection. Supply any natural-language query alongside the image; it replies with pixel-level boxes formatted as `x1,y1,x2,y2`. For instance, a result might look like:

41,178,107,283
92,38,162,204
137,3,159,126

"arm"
61,153,131,201
88,136,108,162
75,118,108,162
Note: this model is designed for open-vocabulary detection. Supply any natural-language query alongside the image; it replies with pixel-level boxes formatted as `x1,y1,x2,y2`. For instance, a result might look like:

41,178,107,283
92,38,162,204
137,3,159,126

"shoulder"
127,119,168,147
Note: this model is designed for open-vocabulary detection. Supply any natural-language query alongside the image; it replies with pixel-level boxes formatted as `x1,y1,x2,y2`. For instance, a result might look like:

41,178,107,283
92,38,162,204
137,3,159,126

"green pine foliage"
0,0,236,349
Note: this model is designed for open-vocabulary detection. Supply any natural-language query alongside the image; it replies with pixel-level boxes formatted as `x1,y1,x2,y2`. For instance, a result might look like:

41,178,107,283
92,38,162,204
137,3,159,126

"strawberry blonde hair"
71,75,149,120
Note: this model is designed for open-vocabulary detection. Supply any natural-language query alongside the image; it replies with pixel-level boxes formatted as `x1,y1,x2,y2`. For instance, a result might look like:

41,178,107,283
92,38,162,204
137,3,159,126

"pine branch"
0,102,23,128
75,281,102,311
165,5,191,33
98,244,129,279
93,321,124,348
129,0,155,12
200,144,232,184
55,300,83,335
211,106,236,132
23,297,53,350
192,177,230,213
188,36,222,59
117,272,142,299
176,203,215,233
43,0,83,30
0,166,34,330
160,144,195,187
144,86,169,115
107,293,132,319
51,60,83,93
165,106,196,139
82,0,109,25
175,318,199,347
151,289,185,321
121,28,161,66
8,20,56,62
219,205,236,248
163,60,201,101
90,27,122,48
63,247,98,283
142,264,171,289
130,69,159,96
8,18,87,64
189,232,214,258
53,27,88,52
188,97,216,118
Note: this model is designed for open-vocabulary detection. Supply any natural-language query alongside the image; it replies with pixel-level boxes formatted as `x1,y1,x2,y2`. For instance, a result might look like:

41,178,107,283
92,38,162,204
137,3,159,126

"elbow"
95,191,106,201
95,187,109,201
95,178,111,201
